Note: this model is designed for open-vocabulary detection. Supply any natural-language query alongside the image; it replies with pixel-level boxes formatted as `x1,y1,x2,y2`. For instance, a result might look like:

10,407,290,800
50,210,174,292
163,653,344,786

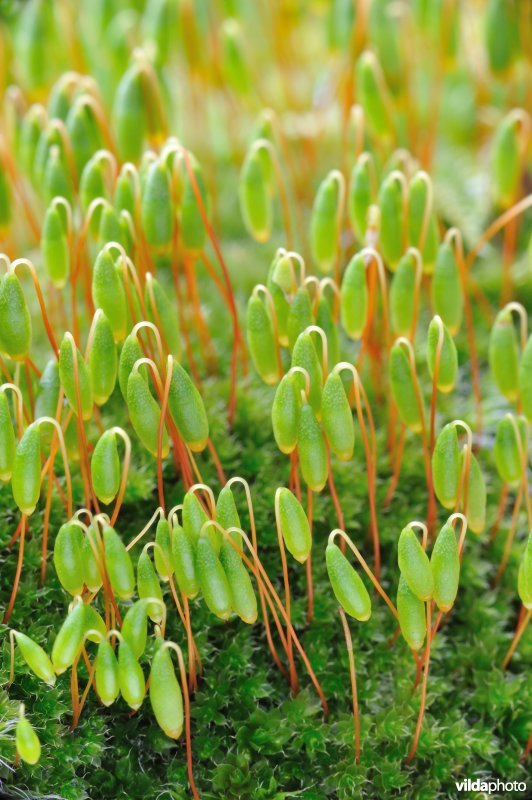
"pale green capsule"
89,312,117,406
390,252,417,337
118,333,144,400
239,148,272,243
103,525,135,600
0,391,16,481
126,370,169,458
220,538,257,624
348,154,373,242
41,203,69,288
426,317,458,393
95,639,120,707
137,548,164,622
246,294,278,385
493,415,526,486
141,159,173,251
517,532,532,609
321,372,354,461
149,646,183,739
215,486,241,545
171,521,199,599
196,535,233,620
340,253,368,340
92,248,128,343
432,423,461,510
462,451,486,535
398,526,433,601
356,51,393,140
271,374,301,455
397,574,426,651
58,335,94,421
287,287,314,351
51,602,90,674
182,490,212,548
82,526,103,593
167,360,209,452
267,255,290,347
431,240,463,336
291,332,322,417
309,173,340,274
0,273,32,360
277,488,312,563
297,402,328,493
220,18,251,95
35,359,60,424
16,714,41,765
180,155,209,255
389,341,422,433
121,599,149,659
91,432,120,506
12,423,41,516
54,522,85,596
430,522,460,613
485,0,518,76
518,335,532,423
154,518,173,580
407,173,439,274
489,307,519,402
145,276,181,359
113,64,146,163
12,631,56,685
326,542,371,621
315,294,340,367
378,173,404,271
491,112,522,208
118,638,145,710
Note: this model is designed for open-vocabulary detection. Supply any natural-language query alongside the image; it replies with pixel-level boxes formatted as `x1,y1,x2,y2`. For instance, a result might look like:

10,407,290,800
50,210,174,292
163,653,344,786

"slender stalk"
405,601,432,762
338,607,360,764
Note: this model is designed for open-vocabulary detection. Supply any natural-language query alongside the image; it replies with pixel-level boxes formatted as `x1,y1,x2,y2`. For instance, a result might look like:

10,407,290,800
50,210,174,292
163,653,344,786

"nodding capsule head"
426,316,458,394
397,526,433,602
432,423,461,510
239,147,272,243
309,172,341,274
246,293,278,385
340,253,368,341
326,541,371,622
149,645,184,739
431,521,460,613
277,487,312,564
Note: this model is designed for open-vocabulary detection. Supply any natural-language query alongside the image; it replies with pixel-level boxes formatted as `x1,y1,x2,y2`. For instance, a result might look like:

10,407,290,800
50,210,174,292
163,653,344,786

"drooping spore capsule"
431,240,463,335
171,521,199,599
356,50,393,141
519,335,532,423
103,525,135,600
113,63,146,163
239,147,272,243
407,172,439,274
348,154,374,242
246,294,278,385
51,601,87,674
82,526,102,594
272,373,301,455
167,360,209,452
219,538,257,624
154,518,173,580
297,401,328,493
126,370,169,459
277,488,312,564
432,423,461,510
462,451,486,535
137,547,164,622
287,286,313,351
0,273,32,360
378,172,404,271
517,532,532,609
141,159,173,251
397,574,426,651
121,599,149,659
88,312,117,406
215,486,241,543
490,111,523,208
118,333,145,400
196,534,233,620
309,172,341,274
182,490,211,547
149,645,184,739
12,422,41,516
398,526,434,602
340,253,368,340
426,317,458,393
493,415,526,486
291,332,323,417
321,372,355,461
0,390,16,482
16,710,41,765
92,248,128,343
12,631,56,686
430,521,460,613
326,542,371,621
489,307,519,402
118,638,146,710
59,335,94,420
53,521,85,596
390,252,417,337
389,341,423,433
91,430,120,506
95,639,120,707
41,202,69,288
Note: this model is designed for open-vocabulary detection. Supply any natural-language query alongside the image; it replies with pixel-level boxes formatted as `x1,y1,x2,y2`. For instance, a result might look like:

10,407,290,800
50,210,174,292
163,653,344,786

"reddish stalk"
502,609,531,670
274,488,300,694
339,607,360,764
3,515,27,624
405,602,432,762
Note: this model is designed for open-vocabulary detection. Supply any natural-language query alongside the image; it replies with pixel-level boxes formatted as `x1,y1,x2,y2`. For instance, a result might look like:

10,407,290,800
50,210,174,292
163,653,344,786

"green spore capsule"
397,574,426,651
432,423,461,510
462,451,486,535
291,332,323,417
431,240,463,335
326,542,371,621
427,317,458,393
316,293,340,367
431,521,460,613
309,172,341,274
239,148,272,243
95,639,120,707
118,638,146,710
12,422,41,516
489,307,519,402
340,252,368,340
16,710,41,766
113,63,146,162
287,287,314,351
215,486,241,541
118,333,145,399
121,599,149,659
98,203,130,251
19,105,44,176
126,370,169,458
41,202,69,288
82,526,103,593
91,431,120,506
348,153,374,242
145,275,181,359
167,360,209,452
12,631,56,686
89,312,117,406
0,273,32,360
220,538,257,624
389,341,422,433
35,359,60,423
398,526,433,601
137,547,164,622
171,521,199,599
378,172,404,271
141,159,173,251
180,155,209,255
182,490,211,545
493,415,526,486
92,248,128,343
321,372,355,461
0,161,11,233
272,373,301,455
65,97,101,177
149,646,184,739
297,401,328,493
80,153,107,228
43,145,72,205
51,601,87,674
519,335,532,423
196,535,233,620
103,525,135,600
356,50,393,140
154,518,173,580
277,487,312,563
59,335,94,420
267,255,290,347
490,111,523,208
390,252,417,337
53,522,85,596
0,391,16,481
114,164,137,217
83,605,108,643
246,294,278,385
517,533,532,609
220,18,251,95
485,0,518,76
407,173,439,273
